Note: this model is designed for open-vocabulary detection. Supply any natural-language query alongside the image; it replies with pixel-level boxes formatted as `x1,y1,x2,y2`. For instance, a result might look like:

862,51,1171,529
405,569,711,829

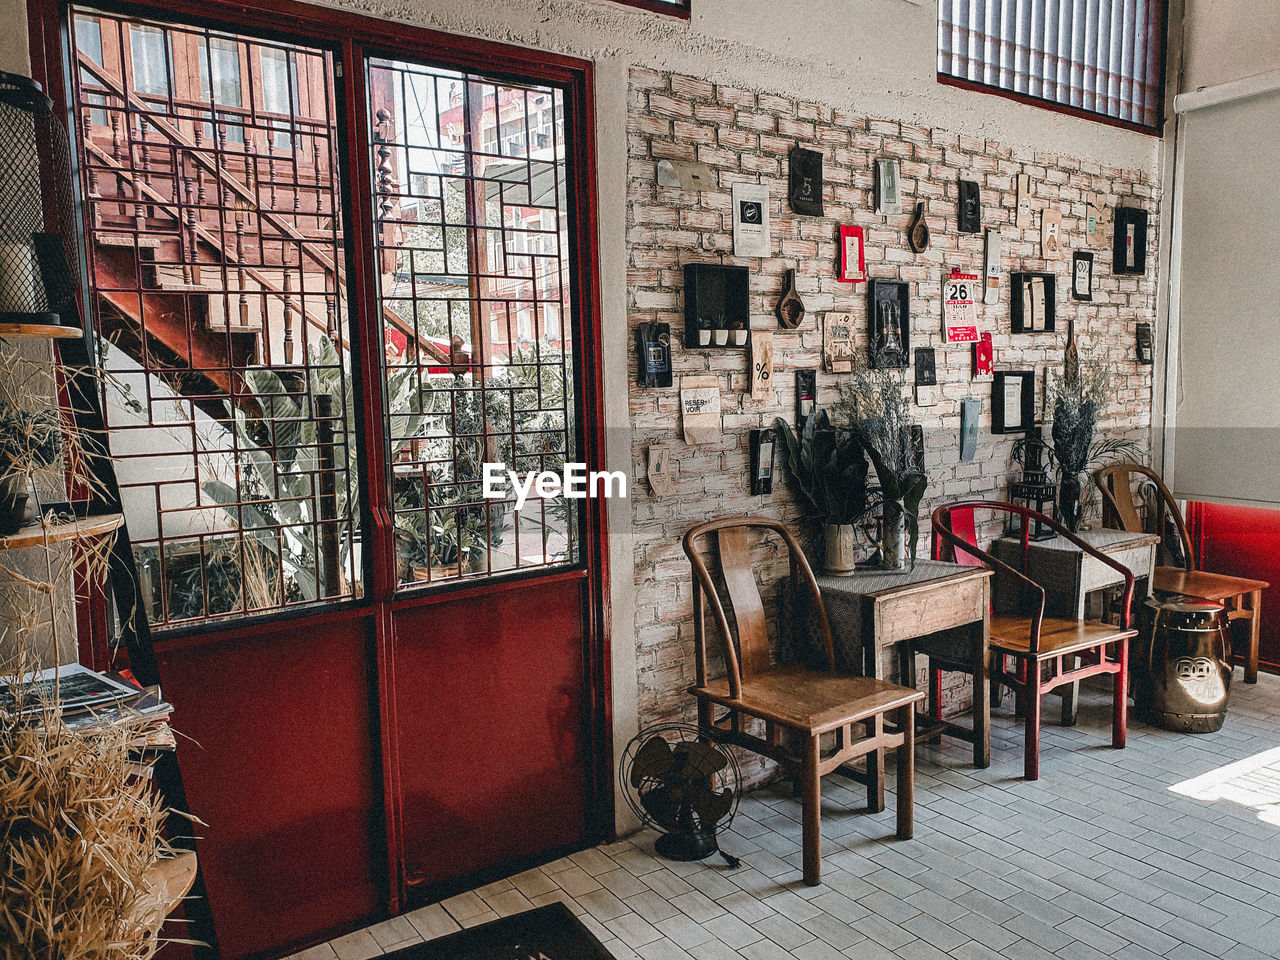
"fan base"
654,829,720,863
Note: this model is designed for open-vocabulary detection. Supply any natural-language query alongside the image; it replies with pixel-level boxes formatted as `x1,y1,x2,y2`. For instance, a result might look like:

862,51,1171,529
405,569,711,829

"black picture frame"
1010,272,1057,333
796,369,817,430
992,371,1036,434
1071,252,1094,302
867,279,910,368
683,263,750,349
958,179,982,233
1113,206,1149,275
750,428,775,495
1136,322,1154,365
914,347,937,386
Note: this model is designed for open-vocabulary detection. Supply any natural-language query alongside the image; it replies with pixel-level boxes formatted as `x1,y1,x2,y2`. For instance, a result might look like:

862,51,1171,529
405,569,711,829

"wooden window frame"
937,0,1170,136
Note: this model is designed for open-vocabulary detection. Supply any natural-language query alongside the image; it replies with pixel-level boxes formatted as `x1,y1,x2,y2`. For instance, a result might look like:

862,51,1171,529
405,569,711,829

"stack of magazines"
0,662,174,743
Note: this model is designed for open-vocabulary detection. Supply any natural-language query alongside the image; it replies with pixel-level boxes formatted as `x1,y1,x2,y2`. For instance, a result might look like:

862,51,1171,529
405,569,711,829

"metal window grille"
367,58,581,588
69,8,359,629
938,0,1166,130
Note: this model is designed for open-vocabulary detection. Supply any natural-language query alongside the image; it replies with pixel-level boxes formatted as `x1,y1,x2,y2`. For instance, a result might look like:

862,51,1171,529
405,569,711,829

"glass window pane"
71,7,360,630
366,58,581,589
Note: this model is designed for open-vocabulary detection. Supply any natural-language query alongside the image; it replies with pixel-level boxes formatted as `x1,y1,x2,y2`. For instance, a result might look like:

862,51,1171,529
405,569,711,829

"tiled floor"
293,674,1280,960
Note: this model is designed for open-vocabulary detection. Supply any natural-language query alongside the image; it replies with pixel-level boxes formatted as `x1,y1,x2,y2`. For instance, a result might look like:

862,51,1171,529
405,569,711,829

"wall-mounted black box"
684,263,750,348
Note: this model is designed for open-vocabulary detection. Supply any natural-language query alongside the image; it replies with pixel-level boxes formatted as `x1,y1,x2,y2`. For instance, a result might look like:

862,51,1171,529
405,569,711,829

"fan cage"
618,720,743,838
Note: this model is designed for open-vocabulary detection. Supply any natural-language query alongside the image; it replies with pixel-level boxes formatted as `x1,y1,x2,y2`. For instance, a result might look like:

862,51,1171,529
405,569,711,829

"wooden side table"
1154,567,1268,683
794,562,992,807
993,527,1158,724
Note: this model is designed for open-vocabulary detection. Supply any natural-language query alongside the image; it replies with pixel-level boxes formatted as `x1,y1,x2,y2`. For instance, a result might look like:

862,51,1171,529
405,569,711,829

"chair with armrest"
932,500,1137,780
1095,463,1269,682
683,516,924,885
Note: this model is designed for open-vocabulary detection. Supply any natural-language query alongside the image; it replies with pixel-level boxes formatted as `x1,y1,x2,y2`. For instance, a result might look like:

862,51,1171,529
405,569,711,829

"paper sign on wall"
1086,192,1110,246
680,375,722,445
1016,174,1032,228
973,331,994,380
942,268,979,343
750,331,774,401
732,183,771,257
983,229,1002,305
646,444,674,496
823,313,856,373
1041,208,1064,259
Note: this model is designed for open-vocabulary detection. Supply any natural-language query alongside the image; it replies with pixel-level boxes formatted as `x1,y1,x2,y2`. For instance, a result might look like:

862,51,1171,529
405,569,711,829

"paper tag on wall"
1041,208,1064,259
647,444,674,496
750,331,774,401
823,313,856,373
680,375,722,445
1016,174,1032,228
983,229,1001,305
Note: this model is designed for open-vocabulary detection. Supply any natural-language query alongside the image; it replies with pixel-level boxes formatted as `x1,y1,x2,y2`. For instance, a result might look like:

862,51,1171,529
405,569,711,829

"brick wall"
625,67,1158,778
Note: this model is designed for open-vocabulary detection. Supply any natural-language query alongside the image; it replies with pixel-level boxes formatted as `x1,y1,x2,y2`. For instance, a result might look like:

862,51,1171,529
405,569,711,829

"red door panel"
156,617,382,958
392,576,587,887
1191,501,1280,669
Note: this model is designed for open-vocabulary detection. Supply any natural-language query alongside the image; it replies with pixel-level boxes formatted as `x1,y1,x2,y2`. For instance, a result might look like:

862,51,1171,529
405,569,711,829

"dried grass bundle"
0,713,175,960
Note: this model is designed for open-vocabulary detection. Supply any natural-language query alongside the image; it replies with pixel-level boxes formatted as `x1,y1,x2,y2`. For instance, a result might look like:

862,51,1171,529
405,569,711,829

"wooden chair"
932,501,1137,780
683,517,924,885
1095,463,1269,682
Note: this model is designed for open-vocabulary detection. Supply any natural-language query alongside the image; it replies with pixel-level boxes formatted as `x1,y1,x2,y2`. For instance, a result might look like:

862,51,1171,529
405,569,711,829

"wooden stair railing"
78,52,453,367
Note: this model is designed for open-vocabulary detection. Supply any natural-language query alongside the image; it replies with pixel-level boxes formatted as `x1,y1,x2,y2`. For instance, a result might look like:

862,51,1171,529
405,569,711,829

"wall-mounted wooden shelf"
0,322,83,340
0,513,124,550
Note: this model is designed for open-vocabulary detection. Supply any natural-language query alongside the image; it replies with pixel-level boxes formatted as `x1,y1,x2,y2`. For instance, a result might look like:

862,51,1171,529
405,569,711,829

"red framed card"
838,225,866,284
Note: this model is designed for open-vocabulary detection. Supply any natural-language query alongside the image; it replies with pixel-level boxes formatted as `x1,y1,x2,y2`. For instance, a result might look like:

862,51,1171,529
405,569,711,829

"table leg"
972,621,991,769
896,705,914,840
1245,590,1262,684
866,714,885,814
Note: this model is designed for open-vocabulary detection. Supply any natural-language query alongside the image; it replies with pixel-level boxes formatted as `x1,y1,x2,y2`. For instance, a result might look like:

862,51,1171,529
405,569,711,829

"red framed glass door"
40,1,609,955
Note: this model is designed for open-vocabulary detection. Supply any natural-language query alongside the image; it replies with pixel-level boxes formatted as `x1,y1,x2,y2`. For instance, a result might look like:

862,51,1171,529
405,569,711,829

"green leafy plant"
0,401,62,481
773,409,870,527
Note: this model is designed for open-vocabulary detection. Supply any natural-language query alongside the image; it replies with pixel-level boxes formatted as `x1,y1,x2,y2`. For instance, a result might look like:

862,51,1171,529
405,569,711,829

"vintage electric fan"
619,722,741,867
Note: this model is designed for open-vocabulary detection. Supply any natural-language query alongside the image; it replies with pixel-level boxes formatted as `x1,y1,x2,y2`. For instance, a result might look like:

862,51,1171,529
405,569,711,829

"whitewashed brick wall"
626,67,1158,782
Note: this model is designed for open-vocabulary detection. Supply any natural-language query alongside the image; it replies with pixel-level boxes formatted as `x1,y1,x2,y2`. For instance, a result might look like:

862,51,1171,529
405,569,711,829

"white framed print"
875,158,901,215
732,183,771,257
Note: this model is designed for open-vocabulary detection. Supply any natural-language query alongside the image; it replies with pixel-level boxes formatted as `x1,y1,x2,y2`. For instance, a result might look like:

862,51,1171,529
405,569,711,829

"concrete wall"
1181,0,1280,91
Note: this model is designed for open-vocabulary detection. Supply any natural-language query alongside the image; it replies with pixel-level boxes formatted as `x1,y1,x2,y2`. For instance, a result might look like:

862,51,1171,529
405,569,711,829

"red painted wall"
1190,501,1280,670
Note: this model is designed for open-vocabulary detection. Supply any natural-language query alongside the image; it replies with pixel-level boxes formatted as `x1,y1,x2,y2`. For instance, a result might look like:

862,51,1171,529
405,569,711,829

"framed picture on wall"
838,225,866,283
992,371,1036,434
1072,252,1094,301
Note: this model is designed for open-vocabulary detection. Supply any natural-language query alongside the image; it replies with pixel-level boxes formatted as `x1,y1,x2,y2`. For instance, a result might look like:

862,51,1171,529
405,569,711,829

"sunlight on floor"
1170,744,1280,826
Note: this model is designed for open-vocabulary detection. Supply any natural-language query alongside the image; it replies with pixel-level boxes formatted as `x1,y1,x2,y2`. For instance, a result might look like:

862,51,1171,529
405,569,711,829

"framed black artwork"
958,179,981,233
1113,206,1148,275
867,278,910,367
992,371,1036,434
788,147,824,216
1071,252,1094,301
1010,272,1056,333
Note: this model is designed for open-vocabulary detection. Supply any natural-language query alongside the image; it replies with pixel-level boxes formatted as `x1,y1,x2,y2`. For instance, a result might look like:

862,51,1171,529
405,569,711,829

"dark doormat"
382,902,614,959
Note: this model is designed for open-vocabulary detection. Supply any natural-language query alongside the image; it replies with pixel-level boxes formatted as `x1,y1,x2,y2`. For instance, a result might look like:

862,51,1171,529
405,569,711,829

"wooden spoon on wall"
776,269,806,329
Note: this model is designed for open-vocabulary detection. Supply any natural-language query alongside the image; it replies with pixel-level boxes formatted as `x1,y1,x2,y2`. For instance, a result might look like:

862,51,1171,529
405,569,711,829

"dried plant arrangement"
0,347,192,957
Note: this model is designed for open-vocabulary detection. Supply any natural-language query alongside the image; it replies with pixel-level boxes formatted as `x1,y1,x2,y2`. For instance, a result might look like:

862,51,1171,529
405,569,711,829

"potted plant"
774,409,870,574
728,315,748,346
695,313,714,347
1044,356,1141,531
0,400,62,533
710,313,728,346
833,353,927,569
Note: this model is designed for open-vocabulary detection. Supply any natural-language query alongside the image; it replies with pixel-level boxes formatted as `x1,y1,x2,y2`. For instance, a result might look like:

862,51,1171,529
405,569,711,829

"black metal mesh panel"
367,59,580,588
0,72,80,322
69,8,360,629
